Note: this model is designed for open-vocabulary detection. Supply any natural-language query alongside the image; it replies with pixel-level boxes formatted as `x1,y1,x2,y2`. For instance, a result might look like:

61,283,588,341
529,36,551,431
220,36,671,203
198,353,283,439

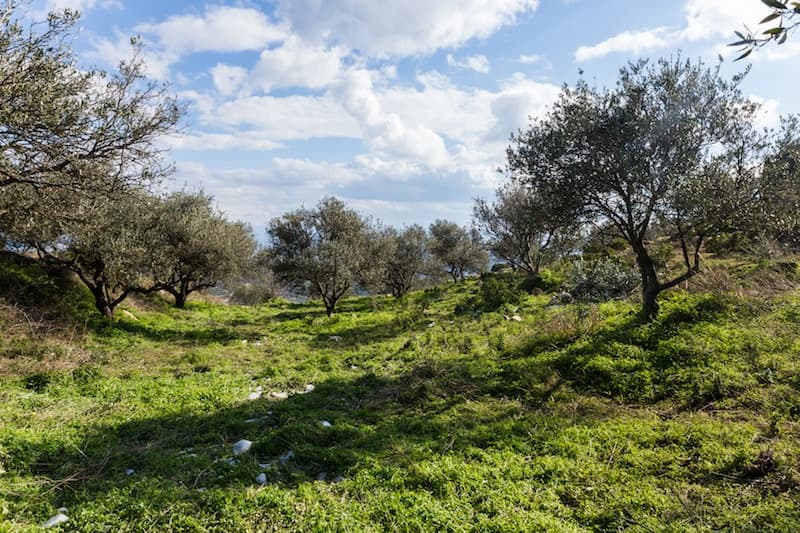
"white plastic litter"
232,439,252,456
511,315,522,322
329,335,342,342
255,473,267,485
42,513,68,528
269,391,289,400
320,420,332,428
247,388,263,401
304,384,315,393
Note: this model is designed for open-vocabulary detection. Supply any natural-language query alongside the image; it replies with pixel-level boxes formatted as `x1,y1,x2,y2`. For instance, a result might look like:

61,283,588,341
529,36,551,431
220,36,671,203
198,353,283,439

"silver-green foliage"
267,197,378,315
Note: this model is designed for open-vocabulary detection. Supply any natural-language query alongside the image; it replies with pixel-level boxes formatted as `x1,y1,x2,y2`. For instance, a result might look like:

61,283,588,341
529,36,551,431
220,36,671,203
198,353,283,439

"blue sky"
28,0,800,235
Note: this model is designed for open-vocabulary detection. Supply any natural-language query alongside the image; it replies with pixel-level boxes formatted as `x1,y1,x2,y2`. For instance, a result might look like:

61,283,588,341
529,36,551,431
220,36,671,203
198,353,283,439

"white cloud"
248,37,345,93
210,64,248,97
135,6,286,56
91,6,287,79
331,69,451,169
575,0,774,62
210,94,361,140
167,132,283,152
276,0,539,56
44,0,119,14
518,54,544,64
575,27,672,62
447,53,491,73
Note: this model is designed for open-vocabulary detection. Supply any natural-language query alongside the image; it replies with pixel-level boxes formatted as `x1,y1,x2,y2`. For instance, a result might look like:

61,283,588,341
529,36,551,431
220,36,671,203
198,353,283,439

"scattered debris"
125,468,135,476
247,386,264,401
42,513,68,528
269,391,289,400
303,384,315,393
232,439,252,456
279,450,295,464
255,473,267,485
320,420,332,428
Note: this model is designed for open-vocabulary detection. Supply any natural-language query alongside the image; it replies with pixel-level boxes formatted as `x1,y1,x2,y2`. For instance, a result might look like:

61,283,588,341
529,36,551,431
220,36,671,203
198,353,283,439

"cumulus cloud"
276,0,539,56
91,6,287,79
135,6,286,55
332,69,451,169
447,54,491,73
210,64,248,97
247,37,345,93
574,0,774,62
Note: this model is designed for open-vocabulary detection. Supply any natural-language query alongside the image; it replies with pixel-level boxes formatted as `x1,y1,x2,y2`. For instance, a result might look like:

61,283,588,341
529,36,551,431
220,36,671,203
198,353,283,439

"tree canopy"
506,56,764,319
267,197,378,316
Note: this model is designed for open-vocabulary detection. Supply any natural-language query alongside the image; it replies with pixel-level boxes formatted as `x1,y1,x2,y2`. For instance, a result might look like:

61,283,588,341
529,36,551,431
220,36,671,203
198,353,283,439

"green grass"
1,262,800,531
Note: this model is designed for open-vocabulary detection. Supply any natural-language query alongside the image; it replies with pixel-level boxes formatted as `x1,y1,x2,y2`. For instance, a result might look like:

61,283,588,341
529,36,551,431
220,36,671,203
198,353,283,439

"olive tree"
267,197,376,316
474,182,577,274
0,2,181,238
382,224,429,297
146,191,257,308
506,57,763,319
428,220,488,282
32,189,159,317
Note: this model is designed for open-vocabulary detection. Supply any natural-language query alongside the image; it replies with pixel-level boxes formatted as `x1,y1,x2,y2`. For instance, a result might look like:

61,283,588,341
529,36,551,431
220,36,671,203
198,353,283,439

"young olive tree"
382,224,429,297
474,182,577,274
506,57,763,320
267,197,376,316
147,191,257,308
428,220,488,282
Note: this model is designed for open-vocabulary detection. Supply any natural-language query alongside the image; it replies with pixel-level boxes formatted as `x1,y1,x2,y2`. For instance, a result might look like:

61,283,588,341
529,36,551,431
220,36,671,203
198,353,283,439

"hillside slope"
1,255,800,531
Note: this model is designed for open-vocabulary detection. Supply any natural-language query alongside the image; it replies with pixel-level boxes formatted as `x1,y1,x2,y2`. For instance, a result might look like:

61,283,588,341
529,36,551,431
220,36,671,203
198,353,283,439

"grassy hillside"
1,255,800,531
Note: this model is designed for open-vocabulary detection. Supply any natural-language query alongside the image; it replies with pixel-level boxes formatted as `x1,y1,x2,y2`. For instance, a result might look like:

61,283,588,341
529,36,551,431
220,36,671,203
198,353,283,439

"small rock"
232,439,252,456
269,391,289,400
320,420,332,428
316,472,327,481
255,473,267,485
125,468,135,476
331,475,345,484
42,513,68,528
279,450,294,464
